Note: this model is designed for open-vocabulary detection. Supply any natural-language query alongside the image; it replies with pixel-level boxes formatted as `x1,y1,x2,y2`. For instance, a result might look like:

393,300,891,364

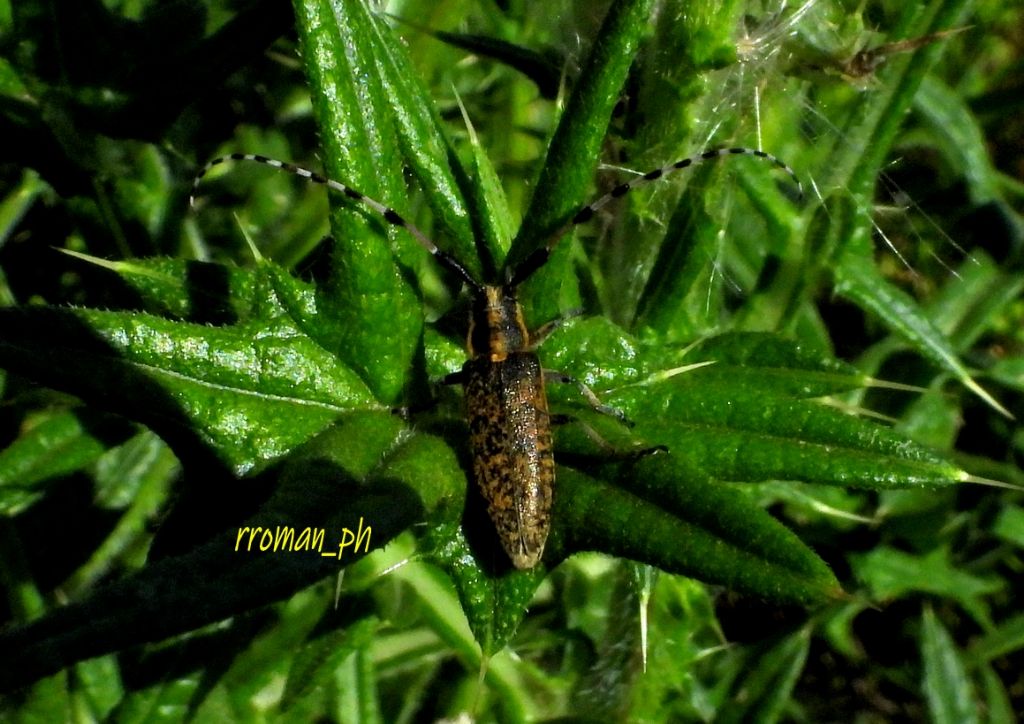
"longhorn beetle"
192,146,801,569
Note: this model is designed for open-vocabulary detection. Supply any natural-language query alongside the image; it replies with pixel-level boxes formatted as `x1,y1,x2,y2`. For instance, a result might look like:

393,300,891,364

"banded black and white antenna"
191,146,801,289
506,147,802,286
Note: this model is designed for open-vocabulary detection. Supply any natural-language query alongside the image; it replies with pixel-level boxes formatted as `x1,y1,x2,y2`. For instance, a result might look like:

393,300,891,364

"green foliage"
1,0,1022,720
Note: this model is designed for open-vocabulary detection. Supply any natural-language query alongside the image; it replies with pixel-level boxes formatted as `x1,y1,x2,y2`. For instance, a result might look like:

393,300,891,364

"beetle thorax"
467,286,529,361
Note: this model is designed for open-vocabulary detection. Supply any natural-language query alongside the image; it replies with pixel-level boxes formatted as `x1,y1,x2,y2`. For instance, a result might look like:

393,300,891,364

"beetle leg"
543,370,633,427
440,370,465,386
552,412,667,458
529,308,583,348
392,370,465,419
549,412,576,426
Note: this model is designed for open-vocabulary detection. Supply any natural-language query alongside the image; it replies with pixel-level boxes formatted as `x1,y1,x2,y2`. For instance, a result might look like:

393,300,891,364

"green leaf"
73,656,123,721
965,613,1024,666
717,629,811,724
555,462,839,606
512,0,657,324
991,505,1024,548
0,414,464,691
111,673,200,724
569,562,648,719
689,331,867,398
817,0,973,198
835,245,1011,418
421,26,564,99
292,0,422,404
364,15,481,273
806,0,1008,418
633,184,731,337
279,617,380,721
545,325,947,492
91,430,172,510
921,606,979,724
0,55,30,101
755,481,871,528
60,253,263,324
335,648,383,724
923,250,1024,356
613,377,961,490
65,432,178,594
1,673,72,724
423,522,546,655
384,558,532,721
0,168,44,249
184,586,340,720
989,357,1024,393
853,547,1002,626
978,664,1015,724
0,266,380,475
913,76,1007,208
626,573,718,720
0,410,135,516
454,112,517,274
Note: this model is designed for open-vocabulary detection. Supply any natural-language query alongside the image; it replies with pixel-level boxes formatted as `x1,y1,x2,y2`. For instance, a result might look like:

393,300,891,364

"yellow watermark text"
234,517,372,560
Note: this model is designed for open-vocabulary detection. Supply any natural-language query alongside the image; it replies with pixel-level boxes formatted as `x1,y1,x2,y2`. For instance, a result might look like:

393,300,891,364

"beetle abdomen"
463,352,554,569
